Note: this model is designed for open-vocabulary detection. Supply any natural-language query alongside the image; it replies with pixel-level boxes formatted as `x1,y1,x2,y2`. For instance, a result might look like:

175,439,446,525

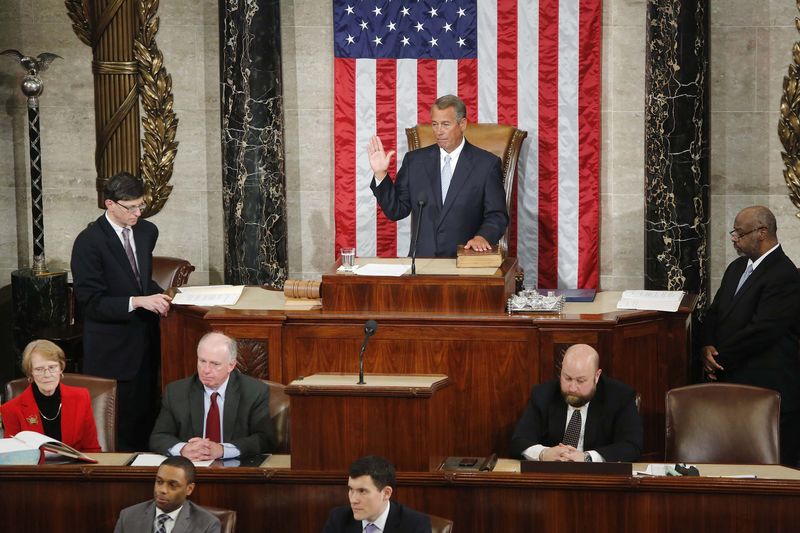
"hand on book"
463,235,491,252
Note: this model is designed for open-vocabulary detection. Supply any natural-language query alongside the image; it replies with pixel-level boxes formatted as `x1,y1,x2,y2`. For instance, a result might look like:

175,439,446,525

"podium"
321,257,518,313
285,373,453,471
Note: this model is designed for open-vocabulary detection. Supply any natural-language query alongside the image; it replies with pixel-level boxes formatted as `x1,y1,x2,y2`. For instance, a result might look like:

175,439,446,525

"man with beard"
701,205,800,466
509,344,642,462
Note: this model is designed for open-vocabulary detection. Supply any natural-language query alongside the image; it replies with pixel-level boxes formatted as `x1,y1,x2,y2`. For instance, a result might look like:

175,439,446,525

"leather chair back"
152,256,195,289
4,373,117,452
429,513,454,533
261,380,290,453
405,123,528,251
665,383,780,464
201,505,237,533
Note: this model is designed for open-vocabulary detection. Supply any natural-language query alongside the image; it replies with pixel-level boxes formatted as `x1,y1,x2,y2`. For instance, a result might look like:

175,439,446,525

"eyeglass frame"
114,200,147,213
31,364,62,376
729,226,765,240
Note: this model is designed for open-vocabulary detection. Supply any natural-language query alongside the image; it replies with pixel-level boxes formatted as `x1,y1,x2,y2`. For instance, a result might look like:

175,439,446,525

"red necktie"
206,392,221,443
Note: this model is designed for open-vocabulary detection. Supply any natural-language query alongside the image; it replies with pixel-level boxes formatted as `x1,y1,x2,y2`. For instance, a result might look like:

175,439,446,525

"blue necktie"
440,154,453,203
734,264,753,295
156,513,171,533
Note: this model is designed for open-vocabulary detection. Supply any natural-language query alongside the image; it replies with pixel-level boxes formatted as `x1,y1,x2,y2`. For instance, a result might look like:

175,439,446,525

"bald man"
510,344,643,462
701,205,800,466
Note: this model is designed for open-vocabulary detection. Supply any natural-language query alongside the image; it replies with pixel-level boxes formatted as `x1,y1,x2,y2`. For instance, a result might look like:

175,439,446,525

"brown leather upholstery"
430,513,454,533
405,123,528,250
665,383,780,464
261,380,290,453
151,256,195,289
4,373,117,452
201,505,237,533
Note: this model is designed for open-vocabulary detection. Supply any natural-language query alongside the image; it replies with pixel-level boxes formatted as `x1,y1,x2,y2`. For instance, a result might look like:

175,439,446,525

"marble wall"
2,0,800,294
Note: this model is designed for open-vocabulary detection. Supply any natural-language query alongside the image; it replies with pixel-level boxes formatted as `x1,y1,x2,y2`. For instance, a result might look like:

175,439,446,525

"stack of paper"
617,290,684,312
171,285,245,306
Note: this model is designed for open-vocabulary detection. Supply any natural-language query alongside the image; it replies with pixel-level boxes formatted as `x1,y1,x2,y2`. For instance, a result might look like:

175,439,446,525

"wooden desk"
285,373,454,471
0,459,797,533
161,290,696,458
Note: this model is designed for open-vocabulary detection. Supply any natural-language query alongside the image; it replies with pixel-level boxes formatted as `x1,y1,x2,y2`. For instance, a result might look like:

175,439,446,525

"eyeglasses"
32,364,61,376
729,227,765,240
114,200,147,213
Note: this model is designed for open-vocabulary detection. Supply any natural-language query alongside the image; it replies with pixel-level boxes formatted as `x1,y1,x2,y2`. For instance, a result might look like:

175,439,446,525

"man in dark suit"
71,172,172,451
368,94,509,257
150,332,276,460
114,455,220,533
701,205,800,466
510,344,642,462
323,455,431,533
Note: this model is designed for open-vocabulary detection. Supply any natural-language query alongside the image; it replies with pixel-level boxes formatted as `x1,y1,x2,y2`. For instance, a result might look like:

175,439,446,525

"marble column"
220,0,288,288
644,0,710,313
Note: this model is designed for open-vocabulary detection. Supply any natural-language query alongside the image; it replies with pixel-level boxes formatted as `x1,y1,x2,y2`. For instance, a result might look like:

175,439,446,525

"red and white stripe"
333,0,601,289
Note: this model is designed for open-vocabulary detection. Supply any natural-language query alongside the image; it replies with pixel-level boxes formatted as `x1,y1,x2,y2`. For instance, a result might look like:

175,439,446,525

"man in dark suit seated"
150,332,276,460
701,205,800,466
510,344,642,462
323,455,431,533
114,455,220,532
368,94,509,257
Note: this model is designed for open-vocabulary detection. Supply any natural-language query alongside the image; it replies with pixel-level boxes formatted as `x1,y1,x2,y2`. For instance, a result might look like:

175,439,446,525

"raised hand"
366,135,395,180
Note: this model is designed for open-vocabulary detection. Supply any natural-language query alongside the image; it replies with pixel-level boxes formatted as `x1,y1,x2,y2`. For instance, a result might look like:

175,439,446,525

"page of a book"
172,285,245,306
617,290,684,312
130,453,213,467
352,264,410,277
5,431,97,463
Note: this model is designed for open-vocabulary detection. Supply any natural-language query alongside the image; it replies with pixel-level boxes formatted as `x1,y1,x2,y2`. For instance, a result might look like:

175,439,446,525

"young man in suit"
114,455,220,533
510,344,643,462
367,94,509,257
149,331,276,460
322,455,432,533
701,205,800,466
71,172,172,451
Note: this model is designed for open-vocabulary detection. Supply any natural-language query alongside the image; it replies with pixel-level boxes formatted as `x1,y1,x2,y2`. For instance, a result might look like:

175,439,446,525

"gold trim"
778,8,800,218
64,0,92,46
92,60,138,75
134,0,178,216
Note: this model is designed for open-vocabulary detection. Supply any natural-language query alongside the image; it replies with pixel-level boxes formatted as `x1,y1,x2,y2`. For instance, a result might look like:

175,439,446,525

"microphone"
410,193,427,275
357,319,378,385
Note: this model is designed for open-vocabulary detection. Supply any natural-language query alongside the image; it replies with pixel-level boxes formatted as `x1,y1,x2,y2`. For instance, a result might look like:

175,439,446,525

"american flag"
333,0,600,289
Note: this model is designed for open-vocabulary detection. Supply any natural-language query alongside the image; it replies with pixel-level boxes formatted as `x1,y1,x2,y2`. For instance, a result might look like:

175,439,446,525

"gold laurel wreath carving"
133,0,177,216
64,0,92,46
779,4,800,218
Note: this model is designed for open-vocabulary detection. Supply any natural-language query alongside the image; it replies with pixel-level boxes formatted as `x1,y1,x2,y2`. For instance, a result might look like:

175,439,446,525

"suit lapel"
97,215,142,294
141,501,157,531
133,225,150,293
437,141,475,227
584,381,606,449
223,372,241,441
550,397,568,443
172,502,192,533
59,387,76,445
718,248,783,323
190,377,205,438
18,387,40,429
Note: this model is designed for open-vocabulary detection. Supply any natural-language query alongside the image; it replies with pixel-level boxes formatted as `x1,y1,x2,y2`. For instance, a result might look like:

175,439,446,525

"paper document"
617,290,684,312
353,264,410,277
130,453,213,467
172,285,245,306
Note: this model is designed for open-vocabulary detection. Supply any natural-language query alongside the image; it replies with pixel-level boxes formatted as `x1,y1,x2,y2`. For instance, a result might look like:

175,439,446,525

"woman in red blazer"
1,339,101,452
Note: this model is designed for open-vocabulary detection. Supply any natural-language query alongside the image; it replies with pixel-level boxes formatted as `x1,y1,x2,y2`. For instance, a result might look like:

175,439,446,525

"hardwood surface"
161,292,696,459
0,462,797,533
286,374,454,471
321,257,518,313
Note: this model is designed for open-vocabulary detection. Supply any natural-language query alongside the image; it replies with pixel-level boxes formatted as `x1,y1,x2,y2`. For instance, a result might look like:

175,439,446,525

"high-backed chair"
151,255,195,289
665,383,780,464
429,513,454,533
201,506,237,533
405,123,528,250
261,379,290,453
4,373,117,452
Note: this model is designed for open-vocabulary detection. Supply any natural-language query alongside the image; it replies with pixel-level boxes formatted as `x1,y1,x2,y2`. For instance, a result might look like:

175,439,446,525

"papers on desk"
130,453,213,468
351,264,410,277
171,285,245,306
635,464,699,476
617,290,684,312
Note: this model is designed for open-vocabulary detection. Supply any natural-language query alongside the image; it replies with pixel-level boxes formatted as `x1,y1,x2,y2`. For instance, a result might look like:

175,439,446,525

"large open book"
0,431,98,464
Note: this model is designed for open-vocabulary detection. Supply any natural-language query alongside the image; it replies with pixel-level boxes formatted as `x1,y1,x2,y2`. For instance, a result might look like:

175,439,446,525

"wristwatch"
584,452,592,462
